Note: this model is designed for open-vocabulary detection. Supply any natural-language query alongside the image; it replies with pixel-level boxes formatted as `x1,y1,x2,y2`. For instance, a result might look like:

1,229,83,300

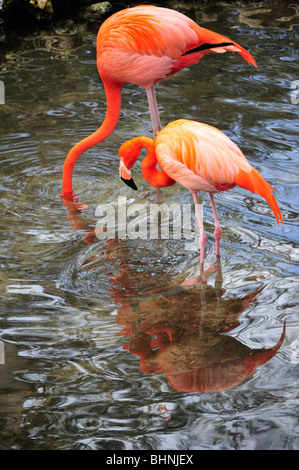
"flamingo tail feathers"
235,168,283,225
230,42,257,68
193,26,257,67
171,25,257,76
170,40,256,78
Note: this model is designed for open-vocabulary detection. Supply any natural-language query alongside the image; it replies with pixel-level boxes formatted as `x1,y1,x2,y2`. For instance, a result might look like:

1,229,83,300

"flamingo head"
118,138,143,191
119,157,138,191
118,136,156,191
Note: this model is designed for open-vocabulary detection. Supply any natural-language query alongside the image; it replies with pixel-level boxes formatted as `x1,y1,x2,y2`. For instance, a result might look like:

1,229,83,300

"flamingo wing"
155,120,282,225
97,6,256,86
155,120,251,190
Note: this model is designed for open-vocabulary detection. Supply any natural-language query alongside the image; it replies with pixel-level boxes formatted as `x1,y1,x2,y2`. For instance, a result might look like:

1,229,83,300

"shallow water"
0,3,298,450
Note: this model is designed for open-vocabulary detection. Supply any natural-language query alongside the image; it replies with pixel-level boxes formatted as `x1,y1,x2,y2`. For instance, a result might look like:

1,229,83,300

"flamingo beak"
119,160,138,191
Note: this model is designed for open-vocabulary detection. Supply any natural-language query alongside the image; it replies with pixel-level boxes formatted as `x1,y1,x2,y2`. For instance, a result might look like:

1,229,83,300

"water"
0,3,298,450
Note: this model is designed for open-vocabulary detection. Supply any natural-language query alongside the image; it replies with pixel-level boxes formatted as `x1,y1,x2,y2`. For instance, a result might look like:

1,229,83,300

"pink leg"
146,86,162,200
209,193,222,257
192,192,206,265
146,85,162,137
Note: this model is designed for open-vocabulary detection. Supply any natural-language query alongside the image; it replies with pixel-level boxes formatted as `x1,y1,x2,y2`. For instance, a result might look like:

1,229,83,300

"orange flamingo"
62,5,256,198
118,119,283,264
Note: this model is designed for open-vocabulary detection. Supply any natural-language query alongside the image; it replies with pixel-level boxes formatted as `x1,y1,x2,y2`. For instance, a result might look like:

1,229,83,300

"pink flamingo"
118,119,282,264
62,5,256,198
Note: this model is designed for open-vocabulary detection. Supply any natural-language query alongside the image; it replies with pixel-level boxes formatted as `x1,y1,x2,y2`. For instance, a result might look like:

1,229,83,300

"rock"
87,2,112,15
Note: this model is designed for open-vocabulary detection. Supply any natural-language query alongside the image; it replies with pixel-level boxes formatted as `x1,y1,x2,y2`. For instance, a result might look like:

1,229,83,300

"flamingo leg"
209,193,222,257
192,192,206,265
146,85,163,201
146,85,162,137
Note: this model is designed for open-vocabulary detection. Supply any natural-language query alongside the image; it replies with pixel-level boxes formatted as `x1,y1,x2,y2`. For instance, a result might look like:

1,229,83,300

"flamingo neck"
124,137,175,188
61,79,122,196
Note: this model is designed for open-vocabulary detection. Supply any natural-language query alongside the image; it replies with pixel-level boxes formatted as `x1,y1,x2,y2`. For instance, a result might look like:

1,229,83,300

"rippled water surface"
0,3,298,450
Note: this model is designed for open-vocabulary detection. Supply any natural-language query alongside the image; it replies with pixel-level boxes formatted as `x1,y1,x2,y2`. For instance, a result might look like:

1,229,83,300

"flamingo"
118,119,282,264
62,5,256,198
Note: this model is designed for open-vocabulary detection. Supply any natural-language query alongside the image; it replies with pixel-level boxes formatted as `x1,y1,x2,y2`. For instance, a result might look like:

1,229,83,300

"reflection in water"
74,195,286,393
66,195,286,393
237,1,299,31
113,270,285,393
63,197,98,244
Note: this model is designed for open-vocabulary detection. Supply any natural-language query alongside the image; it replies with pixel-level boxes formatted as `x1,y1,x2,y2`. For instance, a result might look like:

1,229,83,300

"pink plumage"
119,119,282,264
62,5,256,196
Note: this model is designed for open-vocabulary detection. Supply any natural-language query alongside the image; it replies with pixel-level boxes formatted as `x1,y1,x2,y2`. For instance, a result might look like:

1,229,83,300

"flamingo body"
118,119,282,263
62,5,256,196
97,5,256,88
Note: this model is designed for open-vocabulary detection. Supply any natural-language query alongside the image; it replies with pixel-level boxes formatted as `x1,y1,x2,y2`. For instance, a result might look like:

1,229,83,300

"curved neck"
62,79,122,196
137,137,175,188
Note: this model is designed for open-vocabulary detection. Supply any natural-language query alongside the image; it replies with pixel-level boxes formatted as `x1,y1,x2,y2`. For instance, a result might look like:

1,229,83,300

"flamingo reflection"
113,269,285,393
66,196,285,393
62,198,98,245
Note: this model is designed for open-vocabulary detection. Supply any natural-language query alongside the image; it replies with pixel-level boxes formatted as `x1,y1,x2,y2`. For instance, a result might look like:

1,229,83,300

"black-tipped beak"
121,176,138,191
